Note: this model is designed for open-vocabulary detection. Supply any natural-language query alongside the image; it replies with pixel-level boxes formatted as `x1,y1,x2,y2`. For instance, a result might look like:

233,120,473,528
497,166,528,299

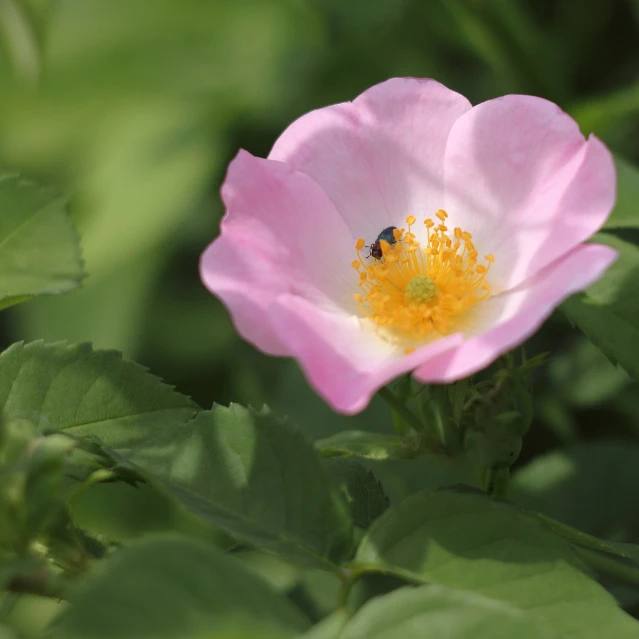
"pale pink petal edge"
414,244,618,384
268,294,464,415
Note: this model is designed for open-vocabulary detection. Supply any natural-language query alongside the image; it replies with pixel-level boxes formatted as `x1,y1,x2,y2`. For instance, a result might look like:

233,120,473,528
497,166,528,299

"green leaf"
297,611,349,639
49,535,310,639
0,174,83,309
602,157,639,230
0,341,198,446
355,487,639,639
0,625,17,639
558,161,639,377
316,431,418,460
512,441,639,542
562,294,639,381
562,232,639,381
120,404,354,569
71,481,230,547
325,458,389,529
340,585,562,639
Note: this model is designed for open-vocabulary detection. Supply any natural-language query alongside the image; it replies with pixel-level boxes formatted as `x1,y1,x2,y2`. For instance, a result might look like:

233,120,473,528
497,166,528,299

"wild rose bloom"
200,78,616,414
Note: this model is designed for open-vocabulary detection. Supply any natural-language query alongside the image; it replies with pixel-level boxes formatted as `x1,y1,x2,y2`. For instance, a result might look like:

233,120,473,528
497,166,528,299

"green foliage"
2,1,639,637
339,585,562,639
513,441,639,542
355,488,639,638
49,535,310,639
325,458,389,529
0,418,80,558
118,404,355,569
317,431,419,460
562,159,639,378
562,294,639,381
0,174,83,309
0,341,198,445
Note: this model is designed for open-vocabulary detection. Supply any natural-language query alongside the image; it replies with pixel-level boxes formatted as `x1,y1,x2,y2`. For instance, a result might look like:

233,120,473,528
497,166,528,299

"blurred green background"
1,0,639,523
0,0,638,451
3,0,639,634
2,0,639,448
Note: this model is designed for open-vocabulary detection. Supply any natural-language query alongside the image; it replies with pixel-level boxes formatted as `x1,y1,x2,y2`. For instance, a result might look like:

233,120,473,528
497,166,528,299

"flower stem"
378,386,444,453
484,467,510,499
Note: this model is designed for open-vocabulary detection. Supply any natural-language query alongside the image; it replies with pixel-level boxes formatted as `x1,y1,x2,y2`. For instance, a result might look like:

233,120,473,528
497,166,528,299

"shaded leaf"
512,441,639,542
121,404,354,569
562,294,639,381
325,458,389,529
602,157,639,230
49,535,310,639
0,174,83,309
355,487,639,639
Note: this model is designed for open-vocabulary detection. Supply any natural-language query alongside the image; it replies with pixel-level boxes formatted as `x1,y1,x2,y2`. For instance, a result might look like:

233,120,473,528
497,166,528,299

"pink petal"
200,150,357,355
269,78,471,238
413,244,617,384
269,294,464,415
443,95,616,291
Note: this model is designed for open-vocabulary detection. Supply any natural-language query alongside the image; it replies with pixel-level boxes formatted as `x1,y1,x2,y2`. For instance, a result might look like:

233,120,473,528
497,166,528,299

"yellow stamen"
353,210,493,346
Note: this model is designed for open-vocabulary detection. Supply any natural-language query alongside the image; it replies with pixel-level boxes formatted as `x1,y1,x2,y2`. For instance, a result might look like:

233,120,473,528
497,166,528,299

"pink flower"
200,78,616,415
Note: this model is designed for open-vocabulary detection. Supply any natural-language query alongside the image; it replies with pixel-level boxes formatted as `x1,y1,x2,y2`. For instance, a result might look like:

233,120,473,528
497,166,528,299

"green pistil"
404,274,438,304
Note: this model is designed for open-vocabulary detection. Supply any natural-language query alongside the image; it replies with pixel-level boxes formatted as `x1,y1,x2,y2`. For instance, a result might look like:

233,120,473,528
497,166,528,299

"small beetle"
367,226,397,260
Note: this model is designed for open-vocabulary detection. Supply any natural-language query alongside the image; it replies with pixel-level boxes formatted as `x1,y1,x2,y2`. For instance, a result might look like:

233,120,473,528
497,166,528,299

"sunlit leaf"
340,585,562,639
120,404,354,569
355,487,639,638
0,341,198,445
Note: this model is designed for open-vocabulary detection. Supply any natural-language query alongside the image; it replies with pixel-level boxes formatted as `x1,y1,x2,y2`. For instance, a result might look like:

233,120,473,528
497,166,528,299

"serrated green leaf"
562,294,639,380
316,431,417,461
0,341,198,446
340,585,562,639
586,232,639,324
119,404,354,569
561,209,639,377
0,174,83,309
354,488,639,639
49,535,310,639
325,458,389,529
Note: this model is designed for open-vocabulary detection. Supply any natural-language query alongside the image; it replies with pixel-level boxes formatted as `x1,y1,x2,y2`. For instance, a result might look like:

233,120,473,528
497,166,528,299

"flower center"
404,274,438,304
352,210,494,349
